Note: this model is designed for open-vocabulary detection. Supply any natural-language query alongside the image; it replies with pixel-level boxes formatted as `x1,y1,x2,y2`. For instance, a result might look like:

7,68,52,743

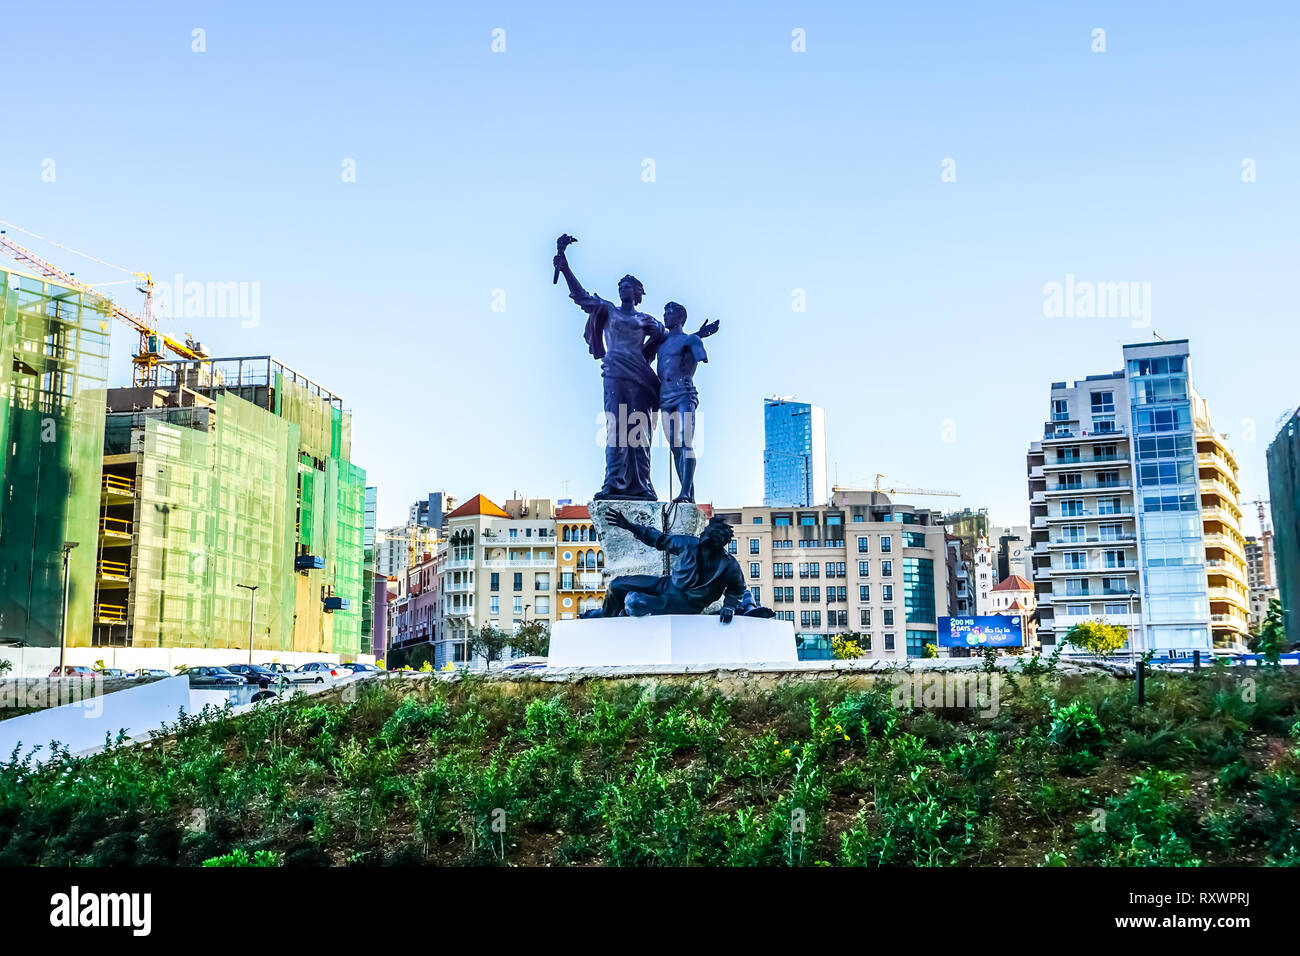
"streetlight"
236,584,258,664
58,542,79,673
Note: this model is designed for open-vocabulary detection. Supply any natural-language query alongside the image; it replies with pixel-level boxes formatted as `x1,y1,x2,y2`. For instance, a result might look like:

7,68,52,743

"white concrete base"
548,614,798,668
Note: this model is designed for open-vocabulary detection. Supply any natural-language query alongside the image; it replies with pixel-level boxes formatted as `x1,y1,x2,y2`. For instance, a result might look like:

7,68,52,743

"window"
490,596,499,614
774,514,791,527
882,584,894,601
750,539,760,554
750,562,761,579
860,608,871,627
883,609,894,626
1051,399,1070,422
906,631,936,658
884,633,895,651
513,573,522,591
490,573,499,592
800,611,811,627
859,584,870,602
903,531,926,548
534,596,550,615
881,560,893,577
727,540,737,554
857,535,869,553
902,557,936,625
752,587,760,604
513,596,523,614
535,573,549,591
880,536,892,553
752,516,763,524
1091,390,1115,414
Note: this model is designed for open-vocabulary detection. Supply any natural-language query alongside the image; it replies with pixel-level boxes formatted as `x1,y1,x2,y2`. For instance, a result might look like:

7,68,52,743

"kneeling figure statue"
597,510,753,622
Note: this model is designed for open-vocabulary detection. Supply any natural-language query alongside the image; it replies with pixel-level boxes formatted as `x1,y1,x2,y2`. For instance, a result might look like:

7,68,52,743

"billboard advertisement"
937,615,1024,649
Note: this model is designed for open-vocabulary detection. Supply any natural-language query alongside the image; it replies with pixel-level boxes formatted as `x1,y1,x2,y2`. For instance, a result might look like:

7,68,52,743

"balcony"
1045,506,1134,520
1200,501,1242,525
97,558,130,583
101,474,135,500
1205,559,1247,584
480,558,557,569
99,516,133,543
1043,454,1128,470
95,602,128,625
1043,426,1128,442
1204,533,1245,559
1045,480,1132,496
1207,585,1248,608
443,581,473,594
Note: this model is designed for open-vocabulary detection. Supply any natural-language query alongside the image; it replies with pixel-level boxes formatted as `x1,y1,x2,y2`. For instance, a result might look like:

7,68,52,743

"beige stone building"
716,489,948,660
555,505,605,619
1193,404,1250,649
438,494,557,663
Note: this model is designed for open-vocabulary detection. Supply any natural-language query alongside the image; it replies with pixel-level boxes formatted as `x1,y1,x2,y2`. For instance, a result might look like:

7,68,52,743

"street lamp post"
58,541,79,673
236,584,258,664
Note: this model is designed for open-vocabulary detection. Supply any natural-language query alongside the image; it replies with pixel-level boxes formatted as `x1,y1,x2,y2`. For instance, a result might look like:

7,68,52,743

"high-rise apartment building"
717,489,948,660
763,398,827,507
1027,340,1241,654
1267,410,1300,641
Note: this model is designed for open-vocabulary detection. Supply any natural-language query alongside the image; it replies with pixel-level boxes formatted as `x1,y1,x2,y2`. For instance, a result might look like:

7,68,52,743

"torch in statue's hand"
553,234,578,284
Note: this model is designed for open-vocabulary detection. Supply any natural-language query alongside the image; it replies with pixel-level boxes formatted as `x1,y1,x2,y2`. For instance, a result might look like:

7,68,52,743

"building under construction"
92,356,367,663
0,267,110,659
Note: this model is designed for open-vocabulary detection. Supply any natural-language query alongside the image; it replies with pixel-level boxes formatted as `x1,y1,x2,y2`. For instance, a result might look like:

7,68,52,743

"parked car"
261,662,295,675
185,666,245,688
287,661,354,683
501,656,547,671
95,667,126,678
341,662,381,674
133,668,172,679
49,665,95,677
225,663,284,687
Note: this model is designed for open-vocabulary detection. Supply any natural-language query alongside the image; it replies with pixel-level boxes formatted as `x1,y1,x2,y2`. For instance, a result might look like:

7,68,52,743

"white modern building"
1027,340,1241,654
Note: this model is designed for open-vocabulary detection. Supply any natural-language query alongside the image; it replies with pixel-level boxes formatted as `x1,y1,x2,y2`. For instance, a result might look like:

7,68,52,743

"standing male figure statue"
656,301,719,503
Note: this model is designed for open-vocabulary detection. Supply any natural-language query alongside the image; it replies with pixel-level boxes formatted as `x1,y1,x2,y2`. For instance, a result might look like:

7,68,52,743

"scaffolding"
0,268,109,647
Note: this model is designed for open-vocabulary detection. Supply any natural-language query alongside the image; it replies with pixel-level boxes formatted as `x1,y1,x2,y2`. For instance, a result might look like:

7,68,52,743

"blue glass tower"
763,399,827,506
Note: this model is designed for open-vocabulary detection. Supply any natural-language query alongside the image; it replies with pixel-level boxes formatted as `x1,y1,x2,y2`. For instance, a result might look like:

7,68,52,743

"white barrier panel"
548,614,798,668
0,677,192,764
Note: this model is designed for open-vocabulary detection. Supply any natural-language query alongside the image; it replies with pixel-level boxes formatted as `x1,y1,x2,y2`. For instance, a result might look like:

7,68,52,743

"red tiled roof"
992,574,1032,592
447,494,509,519
556,505,590,519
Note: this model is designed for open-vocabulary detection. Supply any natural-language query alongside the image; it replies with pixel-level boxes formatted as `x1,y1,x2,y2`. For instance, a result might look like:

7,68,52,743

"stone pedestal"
548,614,798,668
588,500,708,581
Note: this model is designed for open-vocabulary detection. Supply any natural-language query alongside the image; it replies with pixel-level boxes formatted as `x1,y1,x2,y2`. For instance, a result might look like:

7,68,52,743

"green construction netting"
274,371,351,461
129,392,299,651
0,269,108,647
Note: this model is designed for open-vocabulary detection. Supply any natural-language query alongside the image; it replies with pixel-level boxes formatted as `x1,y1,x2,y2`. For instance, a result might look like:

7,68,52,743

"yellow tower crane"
0,224,206,386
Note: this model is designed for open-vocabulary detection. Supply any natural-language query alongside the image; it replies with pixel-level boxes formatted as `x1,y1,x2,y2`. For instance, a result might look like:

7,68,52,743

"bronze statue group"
553,235,773,624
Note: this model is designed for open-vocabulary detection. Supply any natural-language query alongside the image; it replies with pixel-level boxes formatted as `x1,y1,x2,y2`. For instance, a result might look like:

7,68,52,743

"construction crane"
1248,499,1272,535
0,227,206,386
832,473,960,498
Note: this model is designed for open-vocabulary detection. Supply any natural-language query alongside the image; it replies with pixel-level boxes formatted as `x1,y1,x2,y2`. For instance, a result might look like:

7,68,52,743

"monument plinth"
548,614,798,668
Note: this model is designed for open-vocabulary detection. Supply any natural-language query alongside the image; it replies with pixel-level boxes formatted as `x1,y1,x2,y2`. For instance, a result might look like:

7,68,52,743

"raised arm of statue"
553,235,599,311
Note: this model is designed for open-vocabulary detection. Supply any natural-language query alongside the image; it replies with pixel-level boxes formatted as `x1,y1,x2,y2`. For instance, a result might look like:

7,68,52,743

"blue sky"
4,1,1297,529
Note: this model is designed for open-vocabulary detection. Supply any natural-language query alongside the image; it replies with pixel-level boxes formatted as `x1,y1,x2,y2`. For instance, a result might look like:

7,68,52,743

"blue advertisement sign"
938,615,1024,648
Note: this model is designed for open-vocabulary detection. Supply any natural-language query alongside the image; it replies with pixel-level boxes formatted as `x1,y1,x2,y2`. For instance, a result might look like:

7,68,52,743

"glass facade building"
1267,410,1300,642
762,398,827,507
1126,343,1211,650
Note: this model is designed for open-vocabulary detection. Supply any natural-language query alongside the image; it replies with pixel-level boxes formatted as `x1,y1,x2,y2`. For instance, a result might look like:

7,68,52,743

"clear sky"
5,1,1297,530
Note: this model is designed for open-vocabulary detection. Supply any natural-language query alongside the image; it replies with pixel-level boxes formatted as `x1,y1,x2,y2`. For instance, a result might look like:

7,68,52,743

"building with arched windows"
556,505,605,619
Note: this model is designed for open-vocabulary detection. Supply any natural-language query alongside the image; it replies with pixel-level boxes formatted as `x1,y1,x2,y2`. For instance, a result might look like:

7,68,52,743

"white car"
286,661,355,683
